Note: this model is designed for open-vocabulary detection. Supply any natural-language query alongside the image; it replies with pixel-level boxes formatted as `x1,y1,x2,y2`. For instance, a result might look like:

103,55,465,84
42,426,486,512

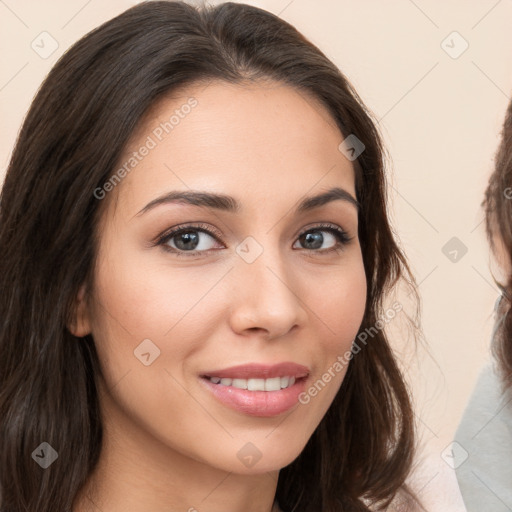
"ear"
67,283,92,337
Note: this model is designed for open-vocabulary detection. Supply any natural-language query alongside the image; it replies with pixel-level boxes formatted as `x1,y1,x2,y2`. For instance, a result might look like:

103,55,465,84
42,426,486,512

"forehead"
106,79,356,219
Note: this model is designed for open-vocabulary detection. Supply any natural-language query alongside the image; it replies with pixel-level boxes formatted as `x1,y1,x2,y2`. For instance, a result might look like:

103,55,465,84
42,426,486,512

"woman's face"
75,79,367,475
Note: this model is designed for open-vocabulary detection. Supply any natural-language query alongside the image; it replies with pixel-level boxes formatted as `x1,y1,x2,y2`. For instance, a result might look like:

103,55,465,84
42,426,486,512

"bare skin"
69,79,367,512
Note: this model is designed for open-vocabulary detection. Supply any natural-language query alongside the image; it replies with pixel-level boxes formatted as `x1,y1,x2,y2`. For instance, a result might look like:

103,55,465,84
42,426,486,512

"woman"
0,2,422,511
454,96,512,511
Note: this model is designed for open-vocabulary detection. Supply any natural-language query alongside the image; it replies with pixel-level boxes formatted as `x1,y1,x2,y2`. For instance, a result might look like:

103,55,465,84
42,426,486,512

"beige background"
2,1,512,510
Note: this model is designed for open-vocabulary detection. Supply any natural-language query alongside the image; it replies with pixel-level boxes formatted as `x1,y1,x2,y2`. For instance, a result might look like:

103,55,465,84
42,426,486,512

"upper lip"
200,362,310,380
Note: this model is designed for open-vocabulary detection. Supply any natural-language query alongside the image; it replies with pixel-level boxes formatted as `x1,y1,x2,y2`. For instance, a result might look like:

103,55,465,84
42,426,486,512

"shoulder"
454,362,512,511
455,362,512,441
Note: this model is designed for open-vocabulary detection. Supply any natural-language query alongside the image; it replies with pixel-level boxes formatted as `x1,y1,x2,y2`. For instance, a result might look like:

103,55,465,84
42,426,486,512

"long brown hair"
483,97,512,391
0,2,422,510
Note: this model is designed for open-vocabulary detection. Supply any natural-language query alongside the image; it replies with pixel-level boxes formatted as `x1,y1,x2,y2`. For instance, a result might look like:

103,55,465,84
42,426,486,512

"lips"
198,364,310,417
200,362,310,380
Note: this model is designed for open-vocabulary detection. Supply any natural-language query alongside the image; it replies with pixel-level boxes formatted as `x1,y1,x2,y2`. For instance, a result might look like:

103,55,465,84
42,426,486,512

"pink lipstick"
199,362,310,417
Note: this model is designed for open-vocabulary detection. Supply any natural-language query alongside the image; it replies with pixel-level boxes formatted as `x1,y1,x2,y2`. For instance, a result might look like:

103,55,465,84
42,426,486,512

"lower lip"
199,376,308,417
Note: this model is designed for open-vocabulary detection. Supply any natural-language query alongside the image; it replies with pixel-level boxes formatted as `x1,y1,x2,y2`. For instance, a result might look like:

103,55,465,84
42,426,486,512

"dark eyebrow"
296,187,359,213
135,186,360,217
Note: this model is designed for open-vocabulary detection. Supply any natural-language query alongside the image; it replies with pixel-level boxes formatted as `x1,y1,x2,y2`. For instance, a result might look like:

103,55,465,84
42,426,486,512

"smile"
205,376,297,391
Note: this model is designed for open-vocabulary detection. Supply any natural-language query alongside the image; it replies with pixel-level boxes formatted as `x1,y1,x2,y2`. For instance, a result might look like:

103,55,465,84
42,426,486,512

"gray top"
454,360,512,511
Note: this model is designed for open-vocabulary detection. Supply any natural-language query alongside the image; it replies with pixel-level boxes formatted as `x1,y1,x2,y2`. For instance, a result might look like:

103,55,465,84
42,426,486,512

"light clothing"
454,358,512,510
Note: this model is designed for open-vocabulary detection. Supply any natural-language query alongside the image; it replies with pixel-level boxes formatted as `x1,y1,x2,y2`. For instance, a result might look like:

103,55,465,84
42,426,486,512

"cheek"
313,258,367,351
87,248,227,448
88,243,233,383
289,256,367,423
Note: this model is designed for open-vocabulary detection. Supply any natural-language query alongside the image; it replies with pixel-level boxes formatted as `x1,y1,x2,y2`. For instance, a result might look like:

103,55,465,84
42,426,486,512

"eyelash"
155,222,353,258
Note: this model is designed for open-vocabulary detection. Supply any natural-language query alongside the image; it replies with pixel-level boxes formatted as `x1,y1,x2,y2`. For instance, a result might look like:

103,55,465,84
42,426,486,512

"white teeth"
206,375,298,391
248,378,265,391
232,378,248,389
264,377,281,391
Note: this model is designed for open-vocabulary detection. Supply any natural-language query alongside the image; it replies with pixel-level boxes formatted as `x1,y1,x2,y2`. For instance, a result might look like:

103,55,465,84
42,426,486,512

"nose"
227,245,308,340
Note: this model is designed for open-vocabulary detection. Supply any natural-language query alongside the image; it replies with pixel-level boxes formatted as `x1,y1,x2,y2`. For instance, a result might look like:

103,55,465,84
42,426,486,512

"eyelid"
296,222,353,242
154,222,223,246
